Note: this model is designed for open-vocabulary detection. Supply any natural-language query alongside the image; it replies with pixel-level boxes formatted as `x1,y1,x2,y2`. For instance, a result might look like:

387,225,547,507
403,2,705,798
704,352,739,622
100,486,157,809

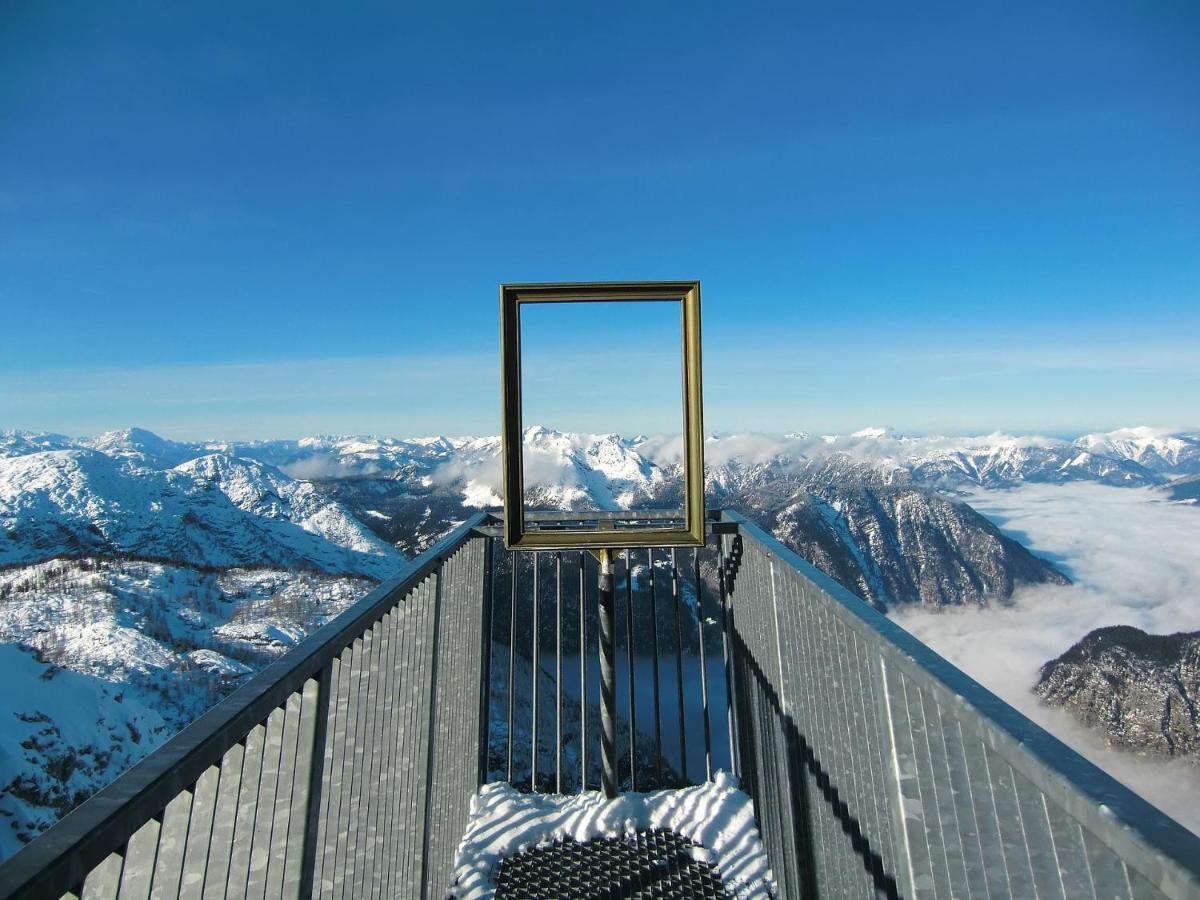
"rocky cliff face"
708,455,1070,608
1036,626,1200,761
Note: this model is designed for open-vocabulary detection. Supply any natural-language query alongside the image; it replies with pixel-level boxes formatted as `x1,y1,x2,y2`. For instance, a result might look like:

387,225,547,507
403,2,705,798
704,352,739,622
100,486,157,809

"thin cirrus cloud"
893,482,1200,835
2,331,1197,440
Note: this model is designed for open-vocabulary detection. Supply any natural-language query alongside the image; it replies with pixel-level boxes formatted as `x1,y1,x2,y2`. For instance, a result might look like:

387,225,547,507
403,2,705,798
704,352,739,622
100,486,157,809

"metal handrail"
724,509,1200,899
0,513,488,900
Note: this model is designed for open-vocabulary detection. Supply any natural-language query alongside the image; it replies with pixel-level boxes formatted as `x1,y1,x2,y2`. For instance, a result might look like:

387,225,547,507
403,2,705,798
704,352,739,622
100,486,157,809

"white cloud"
892,483,1200,834
279,454,382,479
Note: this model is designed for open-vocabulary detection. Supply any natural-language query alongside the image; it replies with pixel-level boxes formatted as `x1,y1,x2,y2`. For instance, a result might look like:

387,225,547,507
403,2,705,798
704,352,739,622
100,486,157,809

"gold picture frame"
499,281,705,550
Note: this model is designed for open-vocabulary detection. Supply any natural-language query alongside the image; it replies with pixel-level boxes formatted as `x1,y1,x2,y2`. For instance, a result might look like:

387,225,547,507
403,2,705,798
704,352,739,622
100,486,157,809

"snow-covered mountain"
1073,427,1200,477
0,557,371,857
0,448,402,579
0,437,411,854
10,424,1197,493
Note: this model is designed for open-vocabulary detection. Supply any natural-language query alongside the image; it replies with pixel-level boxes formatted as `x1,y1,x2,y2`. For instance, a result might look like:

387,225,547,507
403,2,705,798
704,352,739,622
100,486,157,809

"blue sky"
2,2,1197,439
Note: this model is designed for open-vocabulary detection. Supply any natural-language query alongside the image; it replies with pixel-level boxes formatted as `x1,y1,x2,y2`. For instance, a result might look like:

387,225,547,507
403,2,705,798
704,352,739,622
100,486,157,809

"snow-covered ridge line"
4,424,1199,497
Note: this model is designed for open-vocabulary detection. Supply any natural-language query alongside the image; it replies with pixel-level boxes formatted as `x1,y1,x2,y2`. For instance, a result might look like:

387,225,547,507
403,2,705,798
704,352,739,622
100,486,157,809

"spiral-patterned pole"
597,548,618,798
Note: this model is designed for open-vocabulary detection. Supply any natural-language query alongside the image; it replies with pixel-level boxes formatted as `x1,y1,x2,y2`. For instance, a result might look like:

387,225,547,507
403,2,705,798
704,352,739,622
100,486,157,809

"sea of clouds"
892,482,1200,834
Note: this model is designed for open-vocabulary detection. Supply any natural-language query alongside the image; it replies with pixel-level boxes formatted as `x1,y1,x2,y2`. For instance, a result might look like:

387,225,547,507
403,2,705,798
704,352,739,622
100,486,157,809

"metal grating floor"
494,828,732,899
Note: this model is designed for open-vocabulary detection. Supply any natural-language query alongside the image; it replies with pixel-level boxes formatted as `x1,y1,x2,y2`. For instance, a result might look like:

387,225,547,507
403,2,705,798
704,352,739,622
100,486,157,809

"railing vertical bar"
426,551,460,898
355,621,385,899
1042,793,1095,899
418,562,446,900
987,749,1039,897
374,609,402,898
326,648,356,900
393,580,426,895
766,552,800,896
846,617,891,876
578,550,588,793
343,628,376,899
893,671,939,897
751,545,792,896
330,640,364,900
1011,765,1069,900
670,547,688,784
789,551,829,895
310,656,341,899
834,606,879,894
507,553,517,785
1080,825,1132,900
433,550,464,898
921,685,969,895
624,548,637,791
812,594,857,895
479,536,496,786
244,716,275,900
716,535,738,780
926,691,984,897
448,549,469,874
531,550,540,791
384,593,416,893
225,723,265,898
178,765,219,900
647,547,663,788
555,552,563,794
264,690,303,900
147,787,191,900
412,575,438,893
294,669,331,900
365,616,392,894
201,744,242,899
693,545,712,781
117,816,160,899
80,850,124,899
377,607,404,900
367,610,399,900
774,559,810,894
246,705,286,900
256,705,291,900
172,784,201,900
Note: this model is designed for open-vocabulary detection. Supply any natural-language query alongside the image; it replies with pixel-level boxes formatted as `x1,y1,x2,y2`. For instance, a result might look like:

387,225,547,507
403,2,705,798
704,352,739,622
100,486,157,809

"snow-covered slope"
0,557,372,856
0,643,171,857
0,449,403,579
1073,427,1200,477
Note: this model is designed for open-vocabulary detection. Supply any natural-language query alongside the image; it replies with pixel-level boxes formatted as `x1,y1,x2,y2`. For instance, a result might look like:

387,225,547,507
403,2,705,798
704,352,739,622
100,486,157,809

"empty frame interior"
500,282,704,550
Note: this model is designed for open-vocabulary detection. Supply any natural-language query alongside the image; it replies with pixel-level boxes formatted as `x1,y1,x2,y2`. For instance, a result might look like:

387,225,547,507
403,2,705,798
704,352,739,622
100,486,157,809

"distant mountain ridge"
1,425,1097,608
8,424,1197,489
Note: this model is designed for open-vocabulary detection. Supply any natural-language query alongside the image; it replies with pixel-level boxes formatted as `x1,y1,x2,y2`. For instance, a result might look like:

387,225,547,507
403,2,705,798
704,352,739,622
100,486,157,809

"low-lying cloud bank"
893,483,1200,834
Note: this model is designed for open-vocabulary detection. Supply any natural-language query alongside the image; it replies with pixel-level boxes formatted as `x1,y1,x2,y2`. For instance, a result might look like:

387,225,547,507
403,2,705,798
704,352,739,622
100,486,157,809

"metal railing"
480,531,737,795
3,509,1199,898
723,510,1200,900
0,516,491,900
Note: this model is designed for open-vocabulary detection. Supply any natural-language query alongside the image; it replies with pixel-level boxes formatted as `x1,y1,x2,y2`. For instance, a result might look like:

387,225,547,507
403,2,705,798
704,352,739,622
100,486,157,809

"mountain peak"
851,426,896,439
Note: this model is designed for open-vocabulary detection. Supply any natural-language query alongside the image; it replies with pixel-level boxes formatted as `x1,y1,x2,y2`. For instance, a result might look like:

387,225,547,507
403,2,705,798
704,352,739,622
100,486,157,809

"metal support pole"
597,548,618,798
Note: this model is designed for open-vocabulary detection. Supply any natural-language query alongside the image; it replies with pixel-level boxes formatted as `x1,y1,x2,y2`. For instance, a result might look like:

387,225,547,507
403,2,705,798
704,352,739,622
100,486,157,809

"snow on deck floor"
450,771,775,899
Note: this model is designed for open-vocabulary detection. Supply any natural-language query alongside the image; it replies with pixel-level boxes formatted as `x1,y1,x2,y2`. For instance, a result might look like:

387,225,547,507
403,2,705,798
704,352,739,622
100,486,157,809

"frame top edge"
501,279,700,295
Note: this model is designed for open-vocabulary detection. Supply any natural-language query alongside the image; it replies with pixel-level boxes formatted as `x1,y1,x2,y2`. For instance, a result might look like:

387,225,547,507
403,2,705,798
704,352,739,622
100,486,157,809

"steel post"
597,549,618,798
